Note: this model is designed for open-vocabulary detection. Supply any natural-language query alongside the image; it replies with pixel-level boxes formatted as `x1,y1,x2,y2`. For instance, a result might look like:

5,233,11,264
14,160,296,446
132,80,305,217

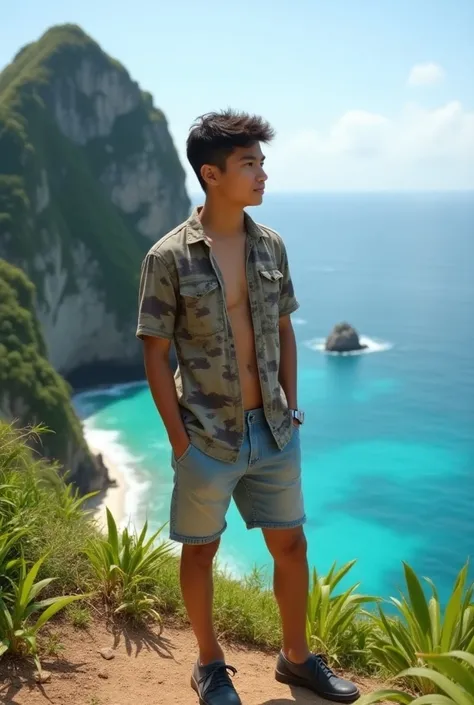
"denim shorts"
169,408,306,544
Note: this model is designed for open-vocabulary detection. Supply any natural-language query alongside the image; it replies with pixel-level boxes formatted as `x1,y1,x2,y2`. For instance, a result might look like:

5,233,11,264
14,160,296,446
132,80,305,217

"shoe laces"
199,663,237,694
314,653,336,679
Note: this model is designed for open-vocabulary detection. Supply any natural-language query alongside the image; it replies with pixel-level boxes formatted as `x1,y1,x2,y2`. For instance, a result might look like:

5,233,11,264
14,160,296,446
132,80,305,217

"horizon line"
189,188,474,198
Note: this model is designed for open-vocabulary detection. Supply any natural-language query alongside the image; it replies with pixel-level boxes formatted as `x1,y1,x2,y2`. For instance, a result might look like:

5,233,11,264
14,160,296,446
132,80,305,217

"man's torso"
205,229,263,411
136,207,299,463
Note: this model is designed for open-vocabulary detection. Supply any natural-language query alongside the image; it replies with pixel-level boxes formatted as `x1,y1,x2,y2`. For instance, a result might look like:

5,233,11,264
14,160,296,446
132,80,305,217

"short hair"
186,109,275,190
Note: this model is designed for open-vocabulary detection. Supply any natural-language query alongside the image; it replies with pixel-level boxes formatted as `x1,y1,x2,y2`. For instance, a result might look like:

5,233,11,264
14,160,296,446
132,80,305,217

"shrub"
306,559,380,668
85,508,173,622
0,553,86,673
368,561,474,691
358,650,474,705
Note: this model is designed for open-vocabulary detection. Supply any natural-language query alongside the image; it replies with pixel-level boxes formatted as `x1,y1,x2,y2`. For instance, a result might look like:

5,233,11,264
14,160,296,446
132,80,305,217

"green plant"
306,559,379,666
358,650,474,705
0,553,86,671
85,508,173,622
67,603,91,629
0,422,101,594
53,480,98,520
43,631,65,656
368,561,474,688
212,564,281,646
0,524,25,582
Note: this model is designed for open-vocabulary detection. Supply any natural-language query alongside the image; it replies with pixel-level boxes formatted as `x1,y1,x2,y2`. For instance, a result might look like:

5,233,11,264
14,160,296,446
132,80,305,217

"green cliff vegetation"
1,422,473,695
0,22,188,317
1,25,140,314
0,23,189,489
0,259,96,484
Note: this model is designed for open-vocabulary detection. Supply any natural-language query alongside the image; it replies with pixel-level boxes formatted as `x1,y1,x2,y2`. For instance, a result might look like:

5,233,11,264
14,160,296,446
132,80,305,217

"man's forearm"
143,344,188,450
279,318,298,408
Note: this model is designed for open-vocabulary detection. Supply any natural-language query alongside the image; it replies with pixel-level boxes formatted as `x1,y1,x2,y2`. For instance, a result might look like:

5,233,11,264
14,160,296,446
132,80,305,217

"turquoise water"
74,192,474,603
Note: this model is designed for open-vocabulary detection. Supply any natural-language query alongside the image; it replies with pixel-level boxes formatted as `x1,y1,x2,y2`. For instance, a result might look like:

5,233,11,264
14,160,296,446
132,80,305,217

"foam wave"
305,335,393,356
292,317,307,326
79,380,146,401
83,417,150,529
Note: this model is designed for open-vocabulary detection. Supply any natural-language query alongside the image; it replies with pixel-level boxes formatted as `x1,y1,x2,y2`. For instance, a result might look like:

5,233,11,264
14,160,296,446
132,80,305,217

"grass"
155,560,283,649
42,632,64,657
1,420,473,685
66,604,91,630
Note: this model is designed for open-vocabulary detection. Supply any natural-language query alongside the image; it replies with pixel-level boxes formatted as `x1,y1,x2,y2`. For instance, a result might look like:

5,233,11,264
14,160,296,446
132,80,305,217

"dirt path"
0,619,382,705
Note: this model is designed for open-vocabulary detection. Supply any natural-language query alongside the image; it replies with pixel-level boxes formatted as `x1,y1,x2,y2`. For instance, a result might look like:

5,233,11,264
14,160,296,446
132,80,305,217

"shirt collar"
185,206,268,244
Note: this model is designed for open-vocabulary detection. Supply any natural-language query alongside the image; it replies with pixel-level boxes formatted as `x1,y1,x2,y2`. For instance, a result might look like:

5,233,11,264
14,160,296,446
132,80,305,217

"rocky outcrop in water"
325,323,368,353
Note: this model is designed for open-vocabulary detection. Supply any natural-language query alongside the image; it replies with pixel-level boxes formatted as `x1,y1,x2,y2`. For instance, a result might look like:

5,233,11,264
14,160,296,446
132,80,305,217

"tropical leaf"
305,559,378,667
85,509,172,621
368,561,474,692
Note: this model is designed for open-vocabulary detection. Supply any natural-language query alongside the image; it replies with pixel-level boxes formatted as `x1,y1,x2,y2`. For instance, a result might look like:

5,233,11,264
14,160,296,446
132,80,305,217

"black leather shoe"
275,651,360,703
191,660,242,705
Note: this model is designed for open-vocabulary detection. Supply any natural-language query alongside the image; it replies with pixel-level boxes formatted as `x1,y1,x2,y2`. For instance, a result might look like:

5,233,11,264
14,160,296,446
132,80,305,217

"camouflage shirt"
136,207,300,463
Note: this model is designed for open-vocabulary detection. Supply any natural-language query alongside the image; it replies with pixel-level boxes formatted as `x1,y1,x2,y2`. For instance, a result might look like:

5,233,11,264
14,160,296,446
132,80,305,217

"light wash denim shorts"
170,408,306,544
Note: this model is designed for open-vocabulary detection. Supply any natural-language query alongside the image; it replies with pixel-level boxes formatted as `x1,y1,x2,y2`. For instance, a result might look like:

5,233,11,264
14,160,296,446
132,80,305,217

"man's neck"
198,196,245,238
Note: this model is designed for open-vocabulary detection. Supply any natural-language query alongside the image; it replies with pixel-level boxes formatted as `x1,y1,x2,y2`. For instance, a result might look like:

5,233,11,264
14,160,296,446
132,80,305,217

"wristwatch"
290,409,305,425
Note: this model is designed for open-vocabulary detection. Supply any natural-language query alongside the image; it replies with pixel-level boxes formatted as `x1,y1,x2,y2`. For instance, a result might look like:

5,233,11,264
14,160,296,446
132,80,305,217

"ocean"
74,192,474,604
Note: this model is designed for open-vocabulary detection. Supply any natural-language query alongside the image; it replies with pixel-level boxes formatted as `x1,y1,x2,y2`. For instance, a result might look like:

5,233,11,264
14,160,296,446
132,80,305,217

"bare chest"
210,238,248,311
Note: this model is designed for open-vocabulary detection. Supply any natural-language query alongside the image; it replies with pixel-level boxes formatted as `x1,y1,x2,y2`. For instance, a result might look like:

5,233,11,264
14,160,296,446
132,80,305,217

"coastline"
88,442,127,531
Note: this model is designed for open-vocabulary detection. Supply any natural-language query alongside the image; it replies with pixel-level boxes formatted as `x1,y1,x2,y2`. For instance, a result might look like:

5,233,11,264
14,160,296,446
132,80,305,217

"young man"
136,110,359,705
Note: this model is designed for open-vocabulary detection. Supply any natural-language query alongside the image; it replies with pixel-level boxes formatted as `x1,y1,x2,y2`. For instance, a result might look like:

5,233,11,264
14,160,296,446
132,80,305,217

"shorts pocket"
174,444,192,464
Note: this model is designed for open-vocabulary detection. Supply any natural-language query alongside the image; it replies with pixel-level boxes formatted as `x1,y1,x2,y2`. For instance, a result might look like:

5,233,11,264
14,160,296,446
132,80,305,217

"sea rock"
325,322,368,353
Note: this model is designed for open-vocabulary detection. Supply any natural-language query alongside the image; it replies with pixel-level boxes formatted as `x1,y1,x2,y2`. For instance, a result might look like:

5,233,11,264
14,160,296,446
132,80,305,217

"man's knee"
182,539,220,568
264,528,307,565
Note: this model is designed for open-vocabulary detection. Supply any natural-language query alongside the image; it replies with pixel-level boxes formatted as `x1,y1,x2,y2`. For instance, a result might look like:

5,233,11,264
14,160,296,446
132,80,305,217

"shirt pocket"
259,268,283,323
178,278,225,338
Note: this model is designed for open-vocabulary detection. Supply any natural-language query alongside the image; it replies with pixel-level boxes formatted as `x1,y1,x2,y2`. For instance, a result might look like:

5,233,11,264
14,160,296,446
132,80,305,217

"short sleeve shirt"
136,207,299,463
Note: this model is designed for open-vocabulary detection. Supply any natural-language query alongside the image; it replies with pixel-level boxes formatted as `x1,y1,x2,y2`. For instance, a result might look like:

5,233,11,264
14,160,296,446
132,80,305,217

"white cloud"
264,101,474,191
407,62,445,87
181,98,474,192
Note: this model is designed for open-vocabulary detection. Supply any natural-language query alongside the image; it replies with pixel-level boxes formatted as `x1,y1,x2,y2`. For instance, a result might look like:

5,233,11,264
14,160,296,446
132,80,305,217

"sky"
2,0,474,193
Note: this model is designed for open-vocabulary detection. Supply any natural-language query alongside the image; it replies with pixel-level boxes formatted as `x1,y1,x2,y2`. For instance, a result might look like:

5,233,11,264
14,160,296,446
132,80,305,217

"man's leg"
234,415,359,701
263,526,310,663
263,526,360,702
181,538,242,704
180,539,224,665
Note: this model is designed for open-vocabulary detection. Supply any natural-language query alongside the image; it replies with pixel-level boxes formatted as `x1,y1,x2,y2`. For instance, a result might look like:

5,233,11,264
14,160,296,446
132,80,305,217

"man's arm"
279,315,298,410
142,337,189,459
136,252,189,458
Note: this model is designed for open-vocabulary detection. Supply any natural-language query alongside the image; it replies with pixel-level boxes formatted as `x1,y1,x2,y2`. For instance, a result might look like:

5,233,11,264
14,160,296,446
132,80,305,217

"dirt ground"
0,619,384,705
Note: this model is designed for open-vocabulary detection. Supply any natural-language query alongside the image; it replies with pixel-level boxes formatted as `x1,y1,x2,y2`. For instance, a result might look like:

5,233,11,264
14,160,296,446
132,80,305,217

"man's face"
204,142,268,207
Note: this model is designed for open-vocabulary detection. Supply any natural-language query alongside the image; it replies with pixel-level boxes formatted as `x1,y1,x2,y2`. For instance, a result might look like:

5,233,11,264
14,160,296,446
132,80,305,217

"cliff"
0,23,190,380
0,259,109,491
0,24,190,489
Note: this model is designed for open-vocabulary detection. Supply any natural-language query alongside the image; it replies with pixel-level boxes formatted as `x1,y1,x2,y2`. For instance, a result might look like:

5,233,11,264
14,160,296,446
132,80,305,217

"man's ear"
200,164,220,189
